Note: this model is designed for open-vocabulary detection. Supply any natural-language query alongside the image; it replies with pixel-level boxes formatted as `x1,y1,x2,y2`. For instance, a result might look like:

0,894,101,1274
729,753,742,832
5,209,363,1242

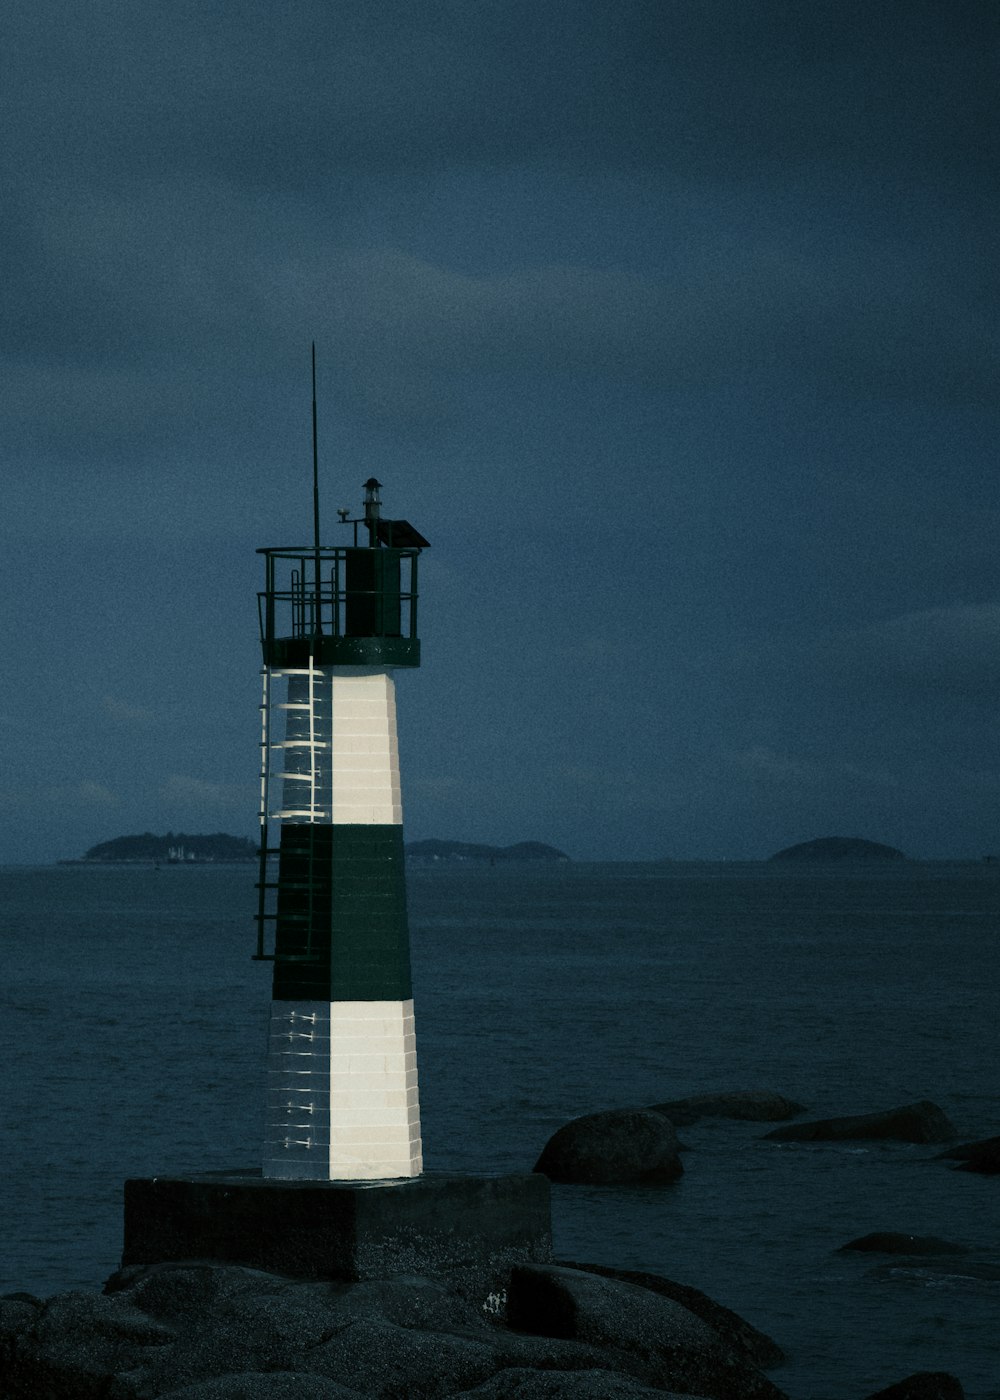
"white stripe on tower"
330,671,402,824
328,669,420,1180
329,999,420,1180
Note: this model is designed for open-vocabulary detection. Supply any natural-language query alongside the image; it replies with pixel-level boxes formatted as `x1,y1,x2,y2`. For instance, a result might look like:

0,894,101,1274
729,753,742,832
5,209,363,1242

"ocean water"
1,860,998,1399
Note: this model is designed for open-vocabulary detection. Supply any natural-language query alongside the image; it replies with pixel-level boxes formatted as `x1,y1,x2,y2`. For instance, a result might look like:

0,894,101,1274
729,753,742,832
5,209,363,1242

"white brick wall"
263,998,422,1180
331,672,402,826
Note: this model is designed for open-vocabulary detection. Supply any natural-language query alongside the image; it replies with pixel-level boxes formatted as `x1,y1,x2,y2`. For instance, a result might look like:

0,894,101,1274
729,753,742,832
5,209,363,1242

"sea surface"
1,860,998,1399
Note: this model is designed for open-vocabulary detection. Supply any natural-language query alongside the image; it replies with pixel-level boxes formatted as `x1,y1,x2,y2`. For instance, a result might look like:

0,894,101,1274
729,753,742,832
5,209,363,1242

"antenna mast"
311,342,322,635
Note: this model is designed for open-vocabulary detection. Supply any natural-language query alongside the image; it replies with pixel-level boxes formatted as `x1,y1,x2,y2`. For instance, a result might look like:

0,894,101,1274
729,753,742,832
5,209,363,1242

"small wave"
883,1262,1000,1290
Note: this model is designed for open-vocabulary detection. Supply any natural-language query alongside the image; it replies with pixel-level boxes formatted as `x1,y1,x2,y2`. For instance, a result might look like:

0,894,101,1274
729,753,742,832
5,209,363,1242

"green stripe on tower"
272,823,413,1002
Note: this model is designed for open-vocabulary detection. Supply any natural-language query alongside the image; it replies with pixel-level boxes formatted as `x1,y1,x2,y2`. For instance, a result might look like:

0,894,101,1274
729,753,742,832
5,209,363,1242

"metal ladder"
253,661,325,963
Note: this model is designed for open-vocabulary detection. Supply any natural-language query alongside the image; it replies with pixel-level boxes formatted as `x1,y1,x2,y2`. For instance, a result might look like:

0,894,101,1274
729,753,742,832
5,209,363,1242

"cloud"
409,775,468,802
72,780,119,807
823,603,1000,703
11,780,121,808
0,3,996,866
0,1,993,473
727,746,903,795
5,2,991,192
160,773,248,810
102,694,156,727
729,746,821,785
266,232,994,406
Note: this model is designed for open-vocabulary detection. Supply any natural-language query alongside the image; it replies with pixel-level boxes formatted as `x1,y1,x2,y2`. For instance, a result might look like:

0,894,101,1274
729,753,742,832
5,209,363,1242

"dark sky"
2,1,997,863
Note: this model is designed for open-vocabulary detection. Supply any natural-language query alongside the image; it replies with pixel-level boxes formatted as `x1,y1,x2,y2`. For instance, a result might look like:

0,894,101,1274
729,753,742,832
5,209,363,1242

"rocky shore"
0,1255,963,1400
1,1088,984,1398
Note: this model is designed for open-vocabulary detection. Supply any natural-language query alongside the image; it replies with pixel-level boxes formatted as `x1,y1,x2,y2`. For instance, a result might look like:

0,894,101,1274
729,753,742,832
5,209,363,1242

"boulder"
506,1264,787,1399
303,1316,503,1397
763,1100,955,1144
113,1263,503,1398
0,1296,43,1373
105,1261,273,1315
0,1289,175,1399
120,1271,354,1393
646,1091,805,1127
938,1134,1000,1174
534,1110,683,1184
1,1257,791,1400
863,1373,964,1400
3,1263,500,1400
158,1375,364,1399
839,1233,967,1256
557,1262,784,1368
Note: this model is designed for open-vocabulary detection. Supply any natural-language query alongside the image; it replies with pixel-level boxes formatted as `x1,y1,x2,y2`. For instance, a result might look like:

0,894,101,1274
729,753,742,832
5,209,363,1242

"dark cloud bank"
1,1,997,861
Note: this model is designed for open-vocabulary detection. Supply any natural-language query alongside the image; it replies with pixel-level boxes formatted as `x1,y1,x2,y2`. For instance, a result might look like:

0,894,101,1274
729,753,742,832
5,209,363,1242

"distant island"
63,833,258,864
405,840,570,864
60,834,570,866
769,836,905,862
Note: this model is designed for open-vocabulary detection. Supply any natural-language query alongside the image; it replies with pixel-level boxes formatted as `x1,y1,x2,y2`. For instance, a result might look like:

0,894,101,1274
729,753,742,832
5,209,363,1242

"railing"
257,545,420,645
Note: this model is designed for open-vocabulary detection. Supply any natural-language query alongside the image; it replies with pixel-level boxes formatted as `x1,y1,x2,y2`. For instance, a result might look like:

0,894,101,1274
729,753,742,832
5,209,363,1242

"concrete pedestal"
123,1171,551,1283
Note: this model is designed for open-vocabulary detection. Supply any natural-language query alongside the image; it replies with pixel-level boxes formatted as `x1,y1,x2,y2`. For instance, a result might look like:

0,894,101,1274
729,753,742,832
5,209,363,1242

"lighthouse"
254,477,429,1181
121,393,550,1284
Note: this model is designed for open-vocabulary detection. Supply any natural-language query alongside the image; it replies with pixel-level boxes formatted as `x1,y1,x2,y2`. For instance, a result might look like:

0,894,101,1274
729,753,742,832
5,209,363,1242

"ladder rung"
251,951,323,965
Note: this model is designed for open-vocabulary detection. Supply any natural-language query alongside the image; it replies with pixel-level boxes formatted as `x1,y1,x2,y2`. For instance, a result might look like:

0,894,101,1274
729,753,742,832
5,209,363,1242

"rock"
839,1233,968,1255
646,1091,806,1127
303,1314,503,1397
122,1271,351,1393
158,1375,364,1399
763,1100,955,1144
557,1262,784,1368
2,1258,791,1400
319,1273,477,1331
506,1264,787,1399
938,1134,1000,1174
453,1368,707,1397
534,1110,683,1184
113,1263,500,1398
0,1297,42,1373
863,1372,965,1400
475,1326,650,1378
0,1289,175,1399
106,1261,293,1318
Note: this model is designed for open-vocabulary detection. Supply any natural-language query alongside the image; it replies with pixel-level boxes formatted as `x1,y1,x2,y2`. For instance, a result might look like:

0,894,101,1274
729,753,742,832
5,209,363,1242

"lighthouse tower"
121,401,549,1281
254,478,429,1181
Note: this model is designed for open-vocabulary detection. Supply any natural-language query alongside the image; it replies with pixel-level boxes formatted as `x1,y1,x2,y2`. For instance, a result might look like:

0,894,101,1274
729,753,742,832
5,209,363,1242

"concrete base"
122,1170,552,1282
